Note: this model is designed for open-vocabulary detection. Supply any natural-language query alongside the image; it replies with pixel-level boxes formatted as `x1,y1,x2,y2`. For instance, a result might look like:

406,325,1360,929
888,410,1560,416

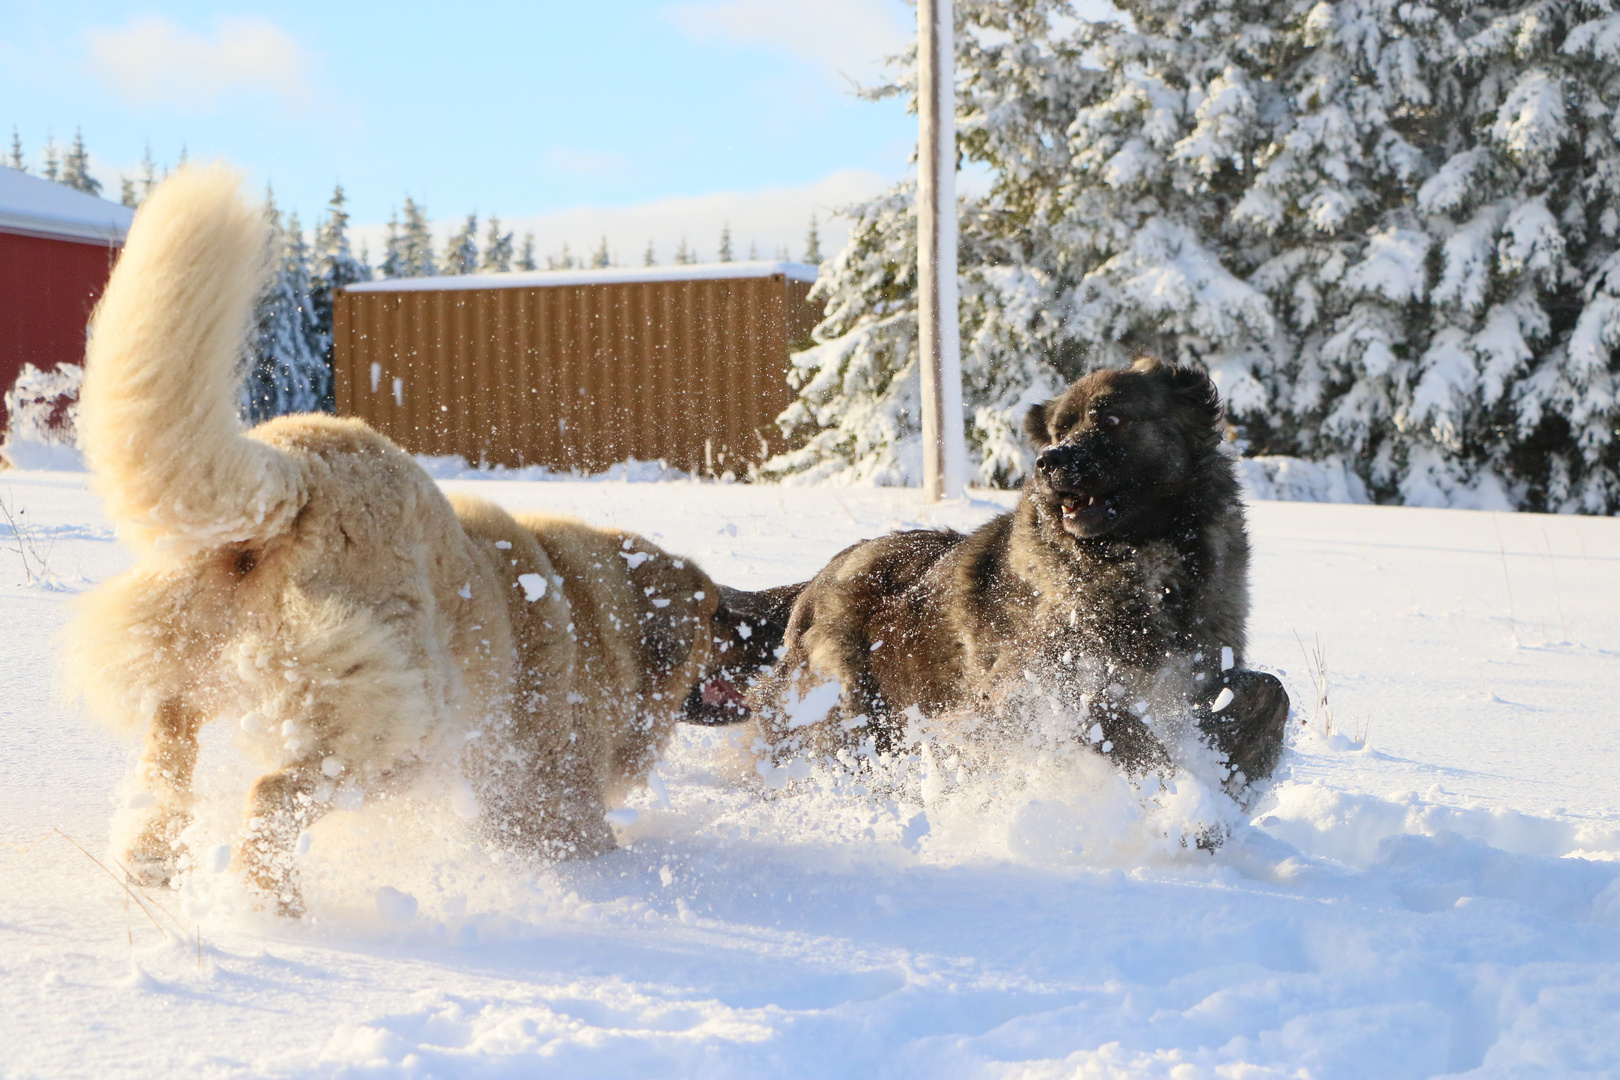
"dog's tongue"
1060,494,1100,519
700,675,746,709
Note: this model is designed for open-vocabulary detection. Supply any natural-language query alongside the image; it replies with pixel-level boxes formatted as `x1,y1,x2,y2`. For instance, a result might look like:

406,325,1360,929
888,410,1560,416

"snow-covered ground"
2,470,1618,1079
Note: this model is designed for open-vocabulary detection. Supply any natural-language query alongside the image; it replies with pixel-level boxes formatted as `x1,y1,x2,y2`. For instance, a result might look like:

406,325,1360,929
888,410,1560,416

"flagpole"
917,0,965,501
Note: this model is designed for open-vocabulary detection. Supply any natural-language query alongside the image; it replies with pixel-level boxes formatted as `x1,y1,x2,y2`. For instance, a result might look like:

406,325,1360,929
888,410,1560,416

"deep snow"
2,471,1618,1079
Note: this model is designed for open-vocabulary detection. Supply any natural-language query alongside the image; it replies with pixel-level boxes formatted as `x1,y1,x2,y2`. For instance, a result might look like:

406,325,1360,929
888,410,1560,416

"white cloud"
664,0,911,85
353,169,893,268
86,15,314,110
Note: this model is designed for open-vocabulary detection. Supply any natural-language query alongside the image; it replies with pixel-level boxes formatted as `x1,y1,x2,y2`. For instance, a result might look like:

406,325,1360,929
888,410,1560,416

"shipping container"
333,262,821,474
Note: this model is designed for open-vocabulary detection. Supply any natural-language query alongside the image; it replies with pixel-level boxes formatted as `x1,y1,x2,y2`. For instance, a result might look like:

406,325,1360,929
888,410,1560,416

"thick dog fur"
63,166,719,914
751,359,1288,794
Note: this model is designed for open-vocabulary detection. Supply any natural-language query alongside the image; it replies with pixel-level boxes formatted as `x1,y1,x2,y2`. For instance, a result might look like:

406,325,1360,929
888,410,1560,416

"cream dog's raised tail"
80,163,302,553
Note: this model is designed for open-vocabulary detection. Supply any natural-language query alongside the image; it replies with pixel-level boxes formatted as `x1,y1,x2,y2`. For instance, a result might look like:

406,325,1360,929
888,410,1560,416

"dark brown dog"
750,358,1288,796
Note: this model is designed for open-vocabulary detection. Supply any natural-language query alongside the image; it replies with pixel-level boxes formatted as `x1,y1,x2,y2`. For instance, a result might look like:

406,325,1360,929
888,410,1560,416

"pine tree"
310,183,371,409
644,239,657,266
718,223,733,262
480,216,514,272
60,128,101,195
803,213,823,265
441,214,479,275
749,241,759,260
244,195,328,422
591,236,612,268
380,210,406,279
674,237,695,265
8,128,23,172
139,143,157,203
42,135,59,183
517,233,538,271
379,201,437,279
765,0,1620,511
548,242,577,270
761,187,935,484
399,197,434,277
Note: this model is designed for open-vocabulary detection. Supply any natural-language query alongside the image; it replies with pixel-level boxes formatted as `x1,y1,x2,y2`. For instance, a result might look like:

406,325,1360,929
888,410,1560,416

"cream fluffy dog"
64,166,719,915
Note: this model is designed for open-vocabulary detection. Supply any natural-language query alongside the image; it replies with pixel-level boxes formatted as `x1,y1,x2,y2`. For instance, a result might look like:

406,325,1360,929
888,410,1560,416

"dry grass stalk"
1492,513,1519,644
0,488,52,584
1293,630,1333,736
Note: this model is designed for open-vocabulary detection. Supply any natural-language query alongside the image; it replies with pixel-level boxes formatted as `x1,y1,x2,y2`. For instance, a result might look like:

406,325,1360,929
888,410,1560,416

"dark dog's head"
682,581,806,725
1022,358,1226,540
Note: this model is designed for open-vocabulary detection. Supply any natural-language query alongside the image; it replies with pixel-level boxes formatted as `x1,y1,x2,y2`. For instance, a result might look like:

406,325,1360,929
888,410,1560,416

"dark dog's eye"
1101,414,1121,428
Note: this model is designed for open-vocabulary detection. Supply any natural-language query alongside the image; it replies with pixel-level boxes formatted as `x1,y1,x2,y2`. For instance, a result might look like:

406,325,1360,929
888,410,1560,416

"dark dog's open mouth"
684,672,751,724
1057,491,1117,533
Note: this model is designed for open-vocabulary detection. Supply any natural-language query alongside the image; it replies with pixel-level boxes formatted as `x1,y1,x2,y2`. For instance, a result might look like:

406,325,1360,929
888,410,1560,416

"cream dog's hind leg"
125,697,204,886
236,750,338,918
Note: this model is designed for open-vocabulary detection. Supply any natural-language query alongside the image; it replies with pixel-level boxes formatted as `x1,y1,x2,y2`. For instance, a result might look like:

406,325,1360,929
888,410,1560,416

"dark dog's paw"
1198,669,1290,791
1096,712,1173,774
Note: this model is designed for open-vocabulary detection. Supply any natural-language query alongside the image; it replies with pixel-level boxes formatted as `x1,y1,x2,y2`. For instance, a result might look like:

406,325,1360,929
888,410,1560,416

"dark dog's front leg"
1088,700,1172,775
1197,669,1290,795
126,698,204,886
238,756,332,917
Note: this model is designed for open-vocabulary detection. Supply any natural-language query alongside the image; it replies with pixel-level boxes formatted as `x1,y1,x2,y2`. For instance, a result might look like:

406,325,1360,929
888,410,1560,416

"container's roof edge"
343,260,821,294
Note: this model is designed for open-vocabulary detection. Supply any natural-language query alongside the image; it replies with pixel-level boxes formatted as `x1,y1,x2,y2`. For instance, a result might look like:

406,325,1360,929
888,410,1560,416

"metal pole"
917,0,965,502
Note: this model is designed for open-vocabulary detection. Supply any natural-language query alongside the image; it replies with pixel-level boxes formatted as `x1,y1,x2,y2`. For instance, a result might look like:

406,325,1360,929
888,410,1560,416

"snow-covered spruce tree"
243,198,329,423
60,129,101,195
381,198,436,278
762,186,929,483
547,242,578,270
311,183,372,338
804,214,823,265
380,210,406,278
766,0,1620,511
441,214,479,275
481,216,514,272
310,184,371,408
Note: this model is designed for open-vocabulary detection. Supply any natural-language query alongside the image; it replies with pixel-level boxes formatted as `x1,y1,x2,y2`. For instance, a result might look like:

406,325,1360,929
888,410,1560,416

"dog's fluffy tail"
81,164,303,552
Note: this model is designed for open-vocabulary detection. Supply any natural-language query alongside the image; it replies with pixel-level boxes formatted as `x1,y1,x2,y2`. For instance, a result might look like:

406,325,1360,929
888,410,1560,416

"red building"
0,166,133,431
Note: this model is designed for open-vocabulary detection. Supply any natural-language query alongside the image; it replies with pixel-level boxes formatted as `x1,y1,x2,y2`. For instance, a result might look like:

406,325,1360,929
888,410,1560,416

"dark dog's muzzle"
1035,441,1126,533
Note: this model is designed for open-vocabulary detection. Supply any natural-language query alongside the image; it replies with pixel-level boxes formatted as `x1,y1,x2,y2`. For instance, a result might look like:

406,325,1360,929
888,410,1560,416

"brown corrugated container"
332,262,821,474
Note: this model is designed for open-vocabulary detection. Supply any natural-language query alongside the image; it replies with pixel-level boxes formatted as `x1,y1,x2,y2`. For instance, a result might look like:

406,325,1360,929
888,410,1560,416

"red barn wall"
0,230,121,430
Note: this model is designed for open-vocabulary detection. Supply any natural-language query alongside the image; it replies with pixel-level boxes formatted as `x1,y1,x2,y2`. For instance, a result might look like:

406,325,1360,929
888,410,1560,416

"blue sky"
2,0,918,261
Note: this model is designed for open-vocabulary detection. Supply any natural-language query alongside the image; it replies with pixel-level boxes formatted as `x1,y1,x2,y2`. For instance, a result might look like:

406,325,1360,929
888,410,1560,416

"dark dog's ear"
1023,400,1050,447
1165,364,1224,432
